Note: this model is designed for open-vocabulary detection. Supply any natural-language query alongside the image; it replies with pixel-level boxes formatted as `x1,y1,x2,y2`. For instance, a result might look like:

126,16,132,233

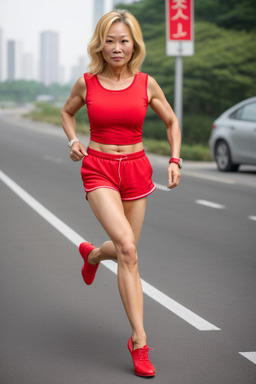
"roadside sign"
166,0,194,56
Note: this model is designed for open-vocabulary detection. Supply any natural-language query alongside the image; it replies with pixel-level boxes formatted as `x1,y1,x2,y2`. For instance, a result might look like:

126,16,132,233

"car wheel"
215,140,239,172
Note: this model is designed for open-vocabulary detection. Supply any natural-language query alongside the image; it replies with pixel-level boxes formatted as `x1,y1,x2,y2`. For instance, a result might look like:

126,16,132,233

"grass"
25,102,212,161
24,102,90,134
143,139,212,161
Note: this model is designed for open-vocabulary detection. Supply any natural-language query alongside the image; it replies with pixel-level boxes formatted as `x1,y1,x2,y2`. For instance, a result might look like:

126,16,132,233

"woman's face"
102,22,134,69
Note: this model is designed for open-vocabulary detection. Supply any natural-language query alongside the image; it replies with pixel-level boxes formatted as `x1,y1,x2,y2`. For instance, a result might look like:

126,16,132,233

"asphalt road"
1,110,256,384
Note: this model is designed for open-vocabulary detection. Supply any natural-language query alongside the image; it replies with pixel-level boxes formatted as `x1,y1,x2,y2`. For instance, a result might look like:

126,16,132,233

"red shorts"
81,148,156,201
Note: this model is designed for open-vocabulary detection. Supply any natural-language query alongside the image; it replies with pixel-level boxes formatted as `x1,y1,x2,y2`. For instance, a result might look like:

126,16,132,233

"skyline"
1,0,94,83
0,0,140,83
40,31,60,86
0,28,89,84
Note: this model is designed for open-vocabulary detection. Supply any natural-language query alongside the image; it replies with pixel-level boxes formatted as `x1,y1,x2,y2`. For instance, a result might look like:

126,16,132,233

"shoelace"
138,347,150,362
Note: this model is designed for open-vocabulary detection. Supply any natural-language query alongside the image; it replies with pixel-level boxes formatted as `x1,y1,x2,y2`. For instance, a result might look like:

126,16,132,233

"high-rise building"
40,31,60,85
7,40,15,80
94,0,142,27
113,0,141,5
15,41,23,80
22,52,34,81
70,56,89,84
59,66,65,85
93,0,105,27
0,29,3,82
94,0,121,27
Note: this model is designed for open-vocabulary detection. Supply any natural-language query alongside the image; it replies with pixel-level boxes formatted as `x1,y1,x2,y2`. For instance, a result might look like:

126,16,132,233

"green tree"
117,0,256,144
195,0,256,32
0,81,70,104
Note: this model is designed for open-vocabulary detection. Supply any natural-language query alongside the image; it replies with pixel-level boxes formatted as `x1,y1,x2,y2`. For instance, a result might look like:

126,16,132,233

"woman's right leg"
88,240,117,265
87,188,147,349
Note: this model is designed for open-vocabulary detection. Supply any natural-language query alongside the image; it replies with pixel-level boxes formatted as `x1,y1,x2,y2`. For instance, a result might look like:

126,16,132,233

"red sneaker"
79,242,99,285
127,337,155,377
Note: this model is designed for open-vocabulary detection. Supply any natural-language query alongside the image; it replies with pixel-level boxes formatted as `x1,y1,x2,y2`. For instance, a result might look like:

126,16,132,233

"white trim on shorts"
84,184,156,201
121,185,156,201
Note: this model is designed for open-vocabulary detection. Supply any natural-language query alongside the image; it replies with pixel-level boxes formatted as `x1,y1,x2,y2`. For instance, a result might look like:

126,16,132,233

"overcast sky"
1,0,96,80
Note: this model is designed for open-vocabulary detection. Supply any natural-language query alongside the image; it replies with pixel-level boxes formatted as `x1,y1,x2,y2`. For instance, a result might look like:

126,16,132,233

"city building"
70,56,89,84
0,29,3,82
7,40,15,80
22,52,34,81
113,0,141,5
40,31,60,86
15,41,23,80
94,0,105,27
93,0,142,27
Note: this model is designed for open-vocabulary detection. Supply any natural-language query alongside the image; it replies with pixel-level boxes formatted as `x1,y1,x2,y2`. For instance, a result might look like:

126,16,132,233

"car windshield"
230,101,256,122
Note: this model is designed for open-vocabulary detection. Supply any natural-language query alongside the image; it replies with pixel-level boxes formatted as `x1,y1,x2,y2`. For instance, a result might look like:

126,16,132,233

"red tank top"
84,72,149,145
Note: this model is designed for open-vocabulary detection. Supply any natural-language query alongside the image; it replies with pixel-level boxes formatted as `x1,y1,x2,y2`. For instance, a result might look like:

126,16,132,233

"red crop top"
84,72,149,145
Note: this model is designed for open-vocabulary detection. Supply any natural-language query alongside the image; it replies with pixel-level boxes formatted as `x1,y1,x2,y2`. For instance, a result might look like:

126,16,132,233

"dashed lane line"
155,184,226,210
239,352,256,365
150,184,256,224
0,169,220,331
195,200,226,209
154,182,169,191
181,170,236,185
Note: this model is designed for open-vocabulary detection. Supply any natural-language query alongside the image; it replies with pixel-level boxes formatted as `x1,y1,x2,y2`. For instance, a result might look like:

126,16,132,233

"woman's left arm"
148,76,181,189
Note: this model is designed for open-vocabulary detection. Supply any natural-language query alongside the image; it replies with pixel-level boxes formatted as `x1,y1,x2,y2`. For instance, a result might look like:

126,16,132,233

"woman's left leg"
87,189,147,348
118,199,147,349
87,198,147,349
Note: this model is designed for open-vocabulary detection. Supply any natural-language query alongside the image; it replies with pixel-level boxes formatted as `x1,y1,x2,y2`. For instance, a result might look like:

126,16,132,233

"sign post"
166,0,194,135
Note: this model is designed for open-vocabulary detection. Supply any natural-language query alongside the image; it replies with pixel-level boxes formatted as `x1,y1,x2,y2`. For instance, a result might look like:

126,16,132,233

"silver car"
209,97,256,171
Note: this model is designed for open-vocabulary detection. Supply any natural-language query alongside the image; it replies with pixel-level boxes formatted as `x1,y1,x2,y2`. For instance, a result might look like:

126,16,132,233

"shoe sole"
135,372,155,377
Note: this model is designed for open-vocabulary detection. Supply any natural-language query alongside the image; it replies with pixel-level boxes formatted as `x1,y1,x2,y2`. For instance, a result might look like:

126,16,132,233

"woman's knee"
116,240,137,269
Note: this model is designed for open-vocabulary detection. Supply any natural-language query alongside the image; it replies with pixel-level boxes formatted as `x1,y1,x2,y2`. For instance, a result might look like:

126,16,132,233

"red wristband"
169,157,180,164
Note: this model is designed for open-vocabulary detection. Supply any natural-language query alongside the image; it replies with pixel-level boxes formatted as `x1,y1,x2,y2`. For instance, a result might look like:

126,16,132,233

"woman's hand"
167,163,181,189
69,141,88,162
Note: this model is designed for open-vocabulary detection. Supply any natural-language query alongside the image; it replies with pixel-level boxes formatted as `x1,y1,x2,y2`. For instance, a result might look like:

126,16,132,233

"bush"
27,102,61,125
143,138,211,161
25,102,90,133
182,113,215,145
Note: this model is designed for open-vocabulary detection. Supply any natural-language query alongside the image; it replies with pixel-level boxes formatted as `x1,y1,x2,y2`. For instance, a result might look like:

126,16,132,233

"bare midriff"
88,140,144,154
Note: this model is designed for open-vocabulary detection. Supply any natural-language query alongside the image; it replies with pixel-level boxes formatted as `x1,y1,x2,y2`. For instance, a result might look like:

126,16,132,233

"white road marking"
181,170,236,185
0,169,220,331
195,200,225,209
154,182,169,191
239,352,256,365
0,170,84,246
45,155,64,164
248,216,256,222
101,261,220,331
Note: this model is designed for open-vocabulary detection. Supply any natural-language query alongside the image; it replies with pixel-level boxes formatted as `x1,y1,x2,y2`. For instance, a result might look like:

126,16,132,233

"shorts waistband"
87,147,145,161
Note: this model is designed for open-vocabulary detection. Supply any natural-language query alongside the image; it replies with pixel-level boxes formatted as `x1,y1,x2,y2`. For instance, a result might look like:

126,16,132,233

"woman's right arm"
61,76,88,161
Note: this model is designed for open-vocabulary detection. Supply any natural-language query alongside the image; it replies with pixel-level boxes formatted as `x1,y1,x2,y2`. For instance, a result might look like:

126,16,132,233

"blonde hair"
88,9,146,75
